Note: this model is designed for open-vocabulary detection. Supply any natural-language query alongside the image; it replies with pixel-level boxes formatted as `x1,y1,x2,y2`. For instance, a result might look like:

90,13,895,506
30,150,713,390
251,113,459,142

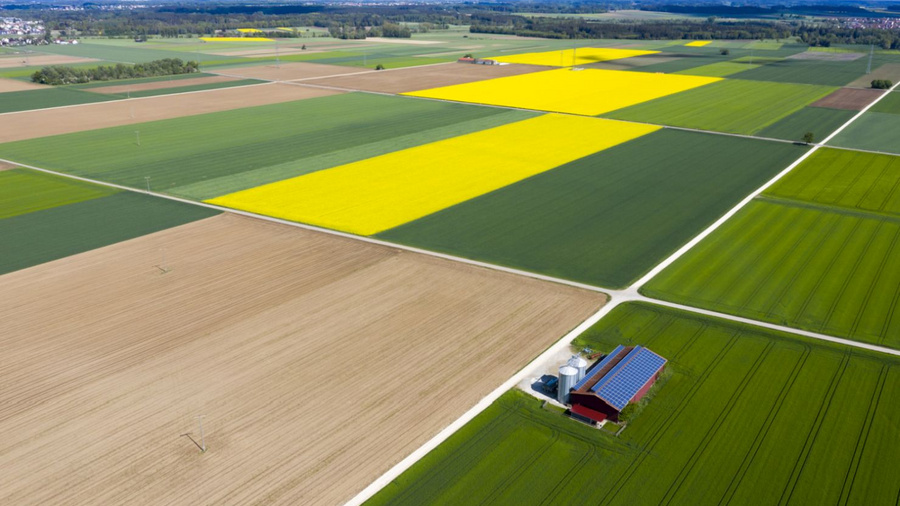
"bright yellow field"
199,37,274,42
403,68,721,116
207,115,659,235
237,28,264,33
685,41,712,47
490,47,658,67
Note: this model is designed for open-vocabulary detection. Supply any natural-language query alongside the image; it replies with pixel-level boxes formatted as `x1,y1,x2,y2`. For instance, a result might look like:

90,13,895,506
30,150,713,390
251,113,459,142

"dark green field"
0,87,117,114
603,79,834,135
0,93,535,199
369,302,900,506
0,191,218,274
378,130,806,288
756,106,856,142
830,111,900,155
732,54,897,86
869,91,900,115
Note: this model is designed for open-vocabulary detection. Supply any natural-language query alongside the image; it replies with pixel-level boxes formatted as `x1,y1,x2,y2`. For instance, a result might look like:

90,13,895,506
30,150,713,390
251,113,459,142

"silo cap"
559,365,578,375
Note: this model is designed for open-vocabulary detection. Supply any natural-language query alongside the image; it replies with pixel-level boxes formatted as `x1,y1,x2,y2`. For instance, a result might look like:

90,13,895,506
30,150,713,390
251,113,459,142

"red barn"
567,345,666,423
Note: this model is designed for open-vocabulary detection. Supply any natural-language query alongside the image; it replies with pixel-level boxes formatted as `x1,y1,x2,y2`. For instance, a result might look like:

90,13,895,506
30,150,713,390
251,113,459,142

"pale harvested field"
0,83,341,143
0,78,46,92
0,161,18,170
364,37,440,45
0,53,98,69
846,63,900,88
0,213,605,505
310,62,548,94
212,61,363,81
87,75,242,94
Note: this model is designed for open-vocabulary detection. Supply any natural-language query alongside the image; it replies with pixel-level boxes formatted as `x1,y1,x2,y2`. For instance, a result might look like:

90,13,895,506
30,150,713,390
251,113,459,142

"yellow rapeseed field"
685,41,712,47
199,37,274,42
403,68,721,116
207,114,659,235
489,47,658,67
236,28,264,33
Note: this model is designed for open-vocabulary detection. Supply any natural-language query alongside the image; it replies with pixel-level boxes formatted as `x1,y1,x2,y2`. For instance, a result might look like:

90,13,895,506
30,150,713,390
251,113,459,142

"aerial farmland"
3,11,900,505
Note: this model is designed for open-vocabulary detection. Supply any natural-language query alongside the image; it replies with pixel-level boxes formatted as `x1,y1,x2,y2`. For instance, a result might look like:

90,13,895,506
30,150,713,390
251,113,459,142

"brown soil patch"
0,83,341,143
211,61,364,81
846,63,900,88
87,75,242,95
0,78,46,93
310,62,549,94
0,54,99,69
786,51,864,61
811,87,883,111
0,213,604,506
0,161,18,171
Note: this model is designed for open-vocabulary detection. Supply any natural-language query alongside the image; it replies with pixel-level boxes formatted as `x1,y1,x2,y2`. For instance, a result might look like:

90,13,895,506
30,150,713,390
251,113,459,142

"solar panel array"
594,347,666,411
572,344,625,392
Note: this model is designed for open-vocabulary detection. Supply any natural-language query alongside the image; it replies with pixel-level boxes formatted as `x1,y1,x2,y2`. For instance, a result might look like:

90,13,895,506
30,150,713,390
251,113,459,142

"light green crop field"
767,148,900,217
379,130,805,289
0,93,535,199
870,91,900,115
831,111,900,155
643,198,900,347
604,79,835,135
735,53,900,86
368,302,900,506
0,168,115,219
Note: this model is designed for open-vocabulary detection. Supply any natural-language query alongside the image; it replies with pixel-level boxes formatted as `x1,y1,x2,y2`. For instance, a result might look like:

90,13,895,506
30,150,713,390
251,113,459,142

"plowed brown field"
0,83,341,142
811,87,882,110
212,61,364,81
0,213,604,505
0,78,46,93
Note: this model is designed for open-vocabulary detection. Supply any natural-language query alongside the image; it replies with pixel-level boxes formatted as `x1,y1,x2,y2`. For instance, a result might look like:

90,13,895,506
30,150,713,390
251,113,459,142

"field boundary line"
206,60,456,83
641,298,900,358
0,81,277,117
343,298,623,506
0,158,608,295
626,80,900,293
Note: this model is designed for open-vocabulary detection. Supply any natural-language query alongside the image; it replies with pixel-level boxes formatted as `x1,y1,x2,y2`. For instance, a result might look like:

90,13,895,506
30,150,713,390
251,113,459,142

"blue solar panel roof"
572,345,625,392
594,347,666,411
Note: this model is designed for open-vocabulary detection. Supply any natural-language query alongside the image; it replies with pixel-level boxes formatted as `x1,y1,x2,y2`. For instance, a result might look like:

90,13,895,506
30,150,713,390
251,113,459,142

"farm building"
567,345,666,423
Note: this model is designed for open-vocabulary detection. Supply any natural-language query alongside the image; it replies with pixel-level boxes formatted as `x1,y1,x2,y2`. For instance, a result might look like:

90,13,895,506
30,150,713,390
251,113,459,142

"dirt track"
811,87,883,110
0,83,341,143
87,75,242,95
0,213,604,505
212,61,365,81
309,62,548,93
0,78,46,93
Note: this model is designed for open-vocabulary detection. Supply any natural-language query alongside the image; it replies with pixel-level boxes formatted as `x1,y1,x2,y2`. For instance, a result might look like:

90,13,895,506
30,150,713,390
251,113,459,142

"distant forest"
5,2,900,48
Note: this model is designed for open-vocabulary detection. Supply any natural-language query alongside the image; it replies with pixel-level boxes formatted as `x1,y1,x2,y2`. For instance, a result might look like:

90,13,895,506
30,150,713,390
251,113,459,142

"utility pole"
144,176,150,193
197,415,207,452
135,130,141,146
866,45,873,74
275,39,280,68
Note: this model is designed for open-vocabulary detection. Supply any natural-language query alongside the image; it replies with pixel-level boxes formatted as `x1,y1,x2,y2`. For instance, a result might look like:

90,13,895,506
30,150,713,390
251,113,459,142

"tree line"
31,58,199,85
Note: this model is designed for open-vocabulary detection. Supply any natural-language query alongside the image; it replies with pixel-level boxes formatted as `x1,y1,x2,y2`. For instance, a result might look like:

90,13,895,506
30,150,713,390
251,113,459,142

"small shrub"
872,79,893,89
375,63,385,70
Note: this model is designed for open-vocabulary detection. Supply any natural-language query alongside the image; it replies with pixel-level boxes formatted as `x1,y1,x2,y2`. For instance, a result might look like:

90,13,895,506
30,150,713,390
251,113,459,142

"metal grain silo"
558,365,578,405
567,355,588,382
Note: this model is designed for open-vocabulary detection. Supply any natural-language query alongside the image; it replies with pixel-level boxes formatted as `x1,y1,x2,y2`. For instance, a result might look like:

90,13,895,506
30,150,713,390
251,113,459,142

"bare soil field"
0,161,18,170
86,75,241,95
309,62,548,93
0,54,98,69
0,78,46,93
846,63,900,88
811,87,883,110
0,83,341,143
0,213,605,506
212,61,364,81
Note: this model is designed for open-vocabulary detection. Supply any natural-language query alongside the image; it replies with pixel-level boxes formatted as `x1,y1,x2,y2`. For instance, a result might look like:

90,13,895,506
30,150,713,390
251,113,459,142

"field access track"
0,213,604,505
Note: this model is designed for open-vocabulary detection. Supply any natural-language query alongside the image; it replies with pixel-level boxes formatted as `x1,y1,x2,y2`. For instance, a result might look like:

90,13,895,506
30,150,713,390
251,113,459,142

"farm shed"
567,345,666,423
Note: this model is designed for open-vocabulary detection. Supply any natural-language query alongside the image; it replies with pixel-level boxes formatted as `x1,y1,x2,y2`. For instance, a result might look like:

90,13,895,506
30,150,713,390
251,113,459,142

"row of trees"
31,58,199,85
325,21,412,39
